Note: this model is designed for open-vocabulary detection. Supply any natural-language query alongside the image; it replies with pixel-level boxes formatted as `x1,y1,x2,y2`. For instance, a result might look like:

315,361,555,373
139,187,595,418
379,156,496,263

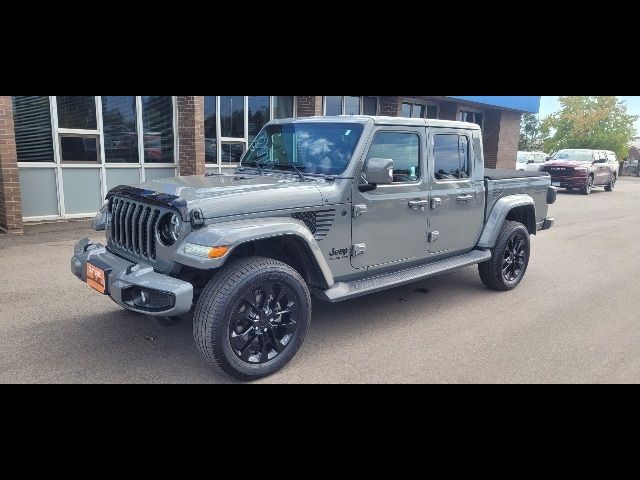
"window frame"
432,132,473,184
323,96,379,116
400,99,440,119
459,108,485,129
365,129,422,186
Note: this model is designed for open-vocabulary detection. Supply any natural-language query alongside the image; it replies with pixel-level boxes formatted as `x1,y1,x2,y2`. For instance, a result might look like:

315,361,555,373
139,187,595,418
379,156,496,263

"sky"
538,96,640,136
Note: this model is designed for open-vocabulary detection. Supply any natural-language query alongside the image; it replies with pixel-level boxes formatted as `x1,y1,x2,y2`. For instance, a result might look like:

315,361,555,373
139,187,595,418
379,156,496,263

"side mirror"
363,158,394,185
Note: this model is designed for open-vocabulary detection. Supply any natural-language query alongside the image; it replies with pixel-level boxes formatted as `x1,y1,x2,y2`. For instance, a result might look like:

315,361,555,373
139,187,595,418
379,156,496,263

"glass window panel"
412,104,426,118
204,96,217,164
363,96,378,116
56,96,97,130
60,136,99,162
248,96,271,143
325,96,342,116
106,168,141,191
401,102,412,117
220,96,244,138
344,96,361,115
274,96,294,119
459,136,470,179
19,168,59,217
434,134,462,180
62,168,103,214
474,113,484,128
367,132,420,183
144,168,176,181
426,105,439,119
102,96,138,163
11,96,54,162
141,96,174,163
221,142,245,166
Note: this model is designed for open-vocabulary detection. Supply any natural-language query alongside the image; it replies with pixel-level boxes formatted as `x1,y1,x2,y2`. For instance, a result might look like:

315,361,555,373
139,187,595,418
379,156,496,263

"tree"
542,96,638,159
519,113,549,151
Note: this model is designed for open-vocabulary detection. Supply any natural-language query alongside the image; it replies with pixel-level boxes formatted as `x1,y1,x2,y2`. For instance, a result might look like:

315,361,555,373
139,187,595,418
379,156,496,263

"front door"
351,127,429,269
428,128,482,255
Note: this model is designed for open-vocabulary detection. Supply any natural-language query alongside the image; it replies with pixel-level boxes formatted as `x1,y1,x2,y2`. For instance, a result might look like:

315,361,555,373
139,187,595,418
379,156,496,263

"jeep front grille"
109,197,161,261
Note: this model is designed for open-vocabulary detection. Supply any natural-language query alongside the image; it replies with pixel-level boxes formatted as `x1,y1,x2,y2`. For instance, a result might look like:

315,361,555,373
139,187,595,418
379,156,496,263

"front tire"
581,175,594,195
478,221,530,291
193,257,311,380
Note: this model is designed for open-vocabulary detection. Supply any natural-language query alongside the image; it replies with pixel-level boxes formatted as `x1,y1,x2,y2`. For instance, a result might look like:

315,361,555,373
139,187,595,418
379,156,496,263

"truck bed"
484,168,550,180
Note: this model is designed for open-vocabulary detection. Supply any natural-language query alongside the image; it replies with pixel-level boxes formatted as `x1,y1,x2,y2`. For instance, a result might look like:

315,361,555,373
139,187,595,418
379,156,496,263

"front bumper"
549,176,589,189
71,238,193,316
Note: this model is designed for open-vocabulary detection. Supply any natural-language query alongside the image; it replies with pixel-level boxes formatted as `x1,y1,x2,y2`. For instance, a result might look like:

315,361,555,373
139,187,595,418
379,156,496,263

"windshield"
517,152,529,163
553,150,593,162
242,123,364,176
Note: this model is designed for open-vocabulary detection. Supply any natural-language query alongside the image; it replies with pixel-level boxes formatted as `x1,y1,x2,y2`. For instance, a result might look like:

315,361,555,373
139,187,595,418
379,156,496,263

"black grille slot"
292,209,336,241
109,196,161,261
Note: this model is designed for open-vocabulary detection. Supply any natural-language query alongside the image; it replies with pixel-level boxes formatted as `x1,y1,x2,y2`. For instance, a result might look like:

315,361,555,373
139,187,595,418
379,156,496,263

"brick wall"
439,101,459,121
0,96,23,234
379,96,401,116
482,109,501,169
176,96,206,177
496,110,521,169
296,96,323,117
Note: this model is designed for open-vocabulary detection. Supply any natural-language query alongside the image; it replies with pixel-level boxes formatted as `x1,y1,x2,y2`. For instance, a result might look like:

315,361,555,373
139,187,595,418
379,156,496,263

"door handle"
457,194,474,203
408,200,429,211
431,197,442,209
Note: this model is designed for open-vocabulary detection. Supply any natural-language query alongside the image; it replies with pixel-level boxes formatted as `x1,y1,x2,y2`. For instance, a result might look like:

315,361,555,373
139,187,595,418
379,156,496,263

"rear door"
428,128,483,255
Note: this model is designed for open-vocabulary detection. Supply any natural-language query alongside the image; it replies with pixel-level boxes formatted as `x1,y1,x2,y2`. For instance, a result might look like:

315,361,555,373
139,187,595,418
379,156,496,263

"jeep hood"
131,174,325,219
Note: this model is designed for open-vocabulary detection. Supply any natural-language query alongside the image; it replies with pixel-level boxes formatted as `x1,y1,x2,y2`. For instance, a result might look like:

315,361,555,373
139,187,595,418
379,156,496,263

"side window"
367,131,420,183
433,134,470,181
535,154,544,163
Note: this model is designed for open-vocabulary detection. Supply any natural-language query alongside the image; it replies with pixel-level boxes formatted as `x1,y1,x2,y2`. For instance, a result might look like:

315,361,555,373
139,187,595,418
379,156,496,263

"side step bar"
316,249,492,303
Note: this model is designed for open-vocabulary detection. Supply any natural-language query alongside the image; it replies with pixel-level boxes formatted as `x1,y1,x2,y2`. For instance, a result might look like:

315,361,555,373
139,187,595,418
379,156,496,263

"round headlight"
158,213,181,246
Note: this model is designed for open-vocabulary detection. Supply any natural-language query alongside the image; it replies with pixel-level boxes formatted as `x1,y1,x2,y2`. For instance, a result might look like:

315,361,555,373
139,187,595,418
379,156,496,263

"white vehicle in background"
517,151,550,171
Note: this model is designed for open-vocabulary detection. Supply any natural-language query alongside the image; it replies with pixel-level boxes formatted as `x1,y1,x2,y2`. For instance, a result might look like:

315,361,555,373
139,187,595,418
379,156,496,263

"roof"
270,115,482,130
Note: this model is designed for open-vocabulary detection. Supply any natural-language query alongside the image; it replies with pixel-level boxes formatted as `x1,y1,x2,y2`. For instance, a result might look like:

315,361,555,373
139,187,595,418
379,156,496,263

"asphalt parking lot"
2,177,640,383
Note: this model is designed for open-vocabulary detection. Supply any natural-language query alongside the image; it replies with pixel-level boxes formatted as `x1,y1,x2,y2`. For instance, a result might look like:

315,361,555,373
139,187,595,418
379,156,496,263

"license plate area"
552,182,561,187
86,261,112,295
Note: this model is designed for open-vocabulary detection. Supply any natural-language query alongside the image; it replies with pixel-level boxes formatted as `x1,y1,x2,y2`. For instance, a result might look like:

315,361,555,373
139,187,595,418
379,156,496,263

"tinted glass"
368,132,420,182
60,136,99,162
363,97,378,116
434,134,461,180
204,96,217,164
141,96,174,163
220,96,244,138
274,96,294,119
412,104,425,119
243,123,364,176
325,96,342,116
344,96,361,115
426,105,439,119
459,136,470,179
401,103,412,117
248,96,270,143
222,142,245,165
56,96,97,130
12,96,54,162
102,96,138,163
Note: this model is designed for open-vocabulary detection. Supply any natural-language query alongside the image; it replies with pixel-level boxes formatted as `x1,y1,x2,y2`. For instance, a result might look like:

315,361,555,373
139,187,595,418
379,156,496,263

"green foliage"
542,96,637,159
519,113,549,152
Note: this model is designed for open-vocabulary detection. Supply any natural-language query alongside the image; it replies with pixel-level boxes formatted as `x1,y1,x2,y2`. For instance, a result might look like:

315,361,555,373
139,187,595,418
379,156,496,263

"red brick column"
176,96,206,177
495,111,521,170
296,96,323,117
379,96,401,116
482,109,501,169
0,96,23,234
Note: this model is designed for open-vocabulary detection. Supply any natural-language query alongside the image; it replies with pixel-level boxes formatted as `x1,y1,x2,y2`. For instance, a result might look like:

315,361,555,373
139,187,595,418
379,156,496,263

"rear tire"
605,175,616,192
193,257,311,380
478,221,530,291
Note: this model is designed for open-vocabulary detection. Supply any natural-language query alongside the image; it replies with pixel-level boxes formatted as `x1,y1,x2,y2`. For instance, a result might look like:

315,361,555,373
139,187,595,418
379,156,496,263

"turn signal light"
183,243,230,259
208,246,229,258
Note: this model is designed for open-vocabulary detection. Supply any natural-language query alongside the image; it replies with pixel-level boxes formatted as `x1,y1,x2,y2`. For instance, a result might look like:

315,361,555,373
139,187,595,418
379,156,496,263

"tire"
581,175,594,195
478,221,530,291
605,174,616,192
193,257,311,380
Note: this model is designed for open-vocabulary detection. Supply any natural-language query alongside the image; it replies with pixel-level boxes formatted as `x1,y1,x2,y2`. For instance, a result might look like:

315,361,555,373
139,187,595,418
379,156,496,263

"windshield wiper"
271,163,306,182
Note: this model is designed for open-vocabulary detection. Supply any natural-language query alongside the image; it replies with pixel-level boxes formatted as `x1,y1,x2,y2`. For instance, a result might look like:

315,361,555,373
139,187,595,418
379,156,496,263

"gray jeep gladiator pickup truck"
71,116,556,379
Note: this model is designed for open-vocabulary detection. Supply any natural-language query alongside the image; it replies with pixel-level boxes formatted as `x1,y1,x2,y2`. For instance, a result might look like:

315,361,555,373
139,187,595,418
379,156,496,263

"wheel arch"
478,195,536,249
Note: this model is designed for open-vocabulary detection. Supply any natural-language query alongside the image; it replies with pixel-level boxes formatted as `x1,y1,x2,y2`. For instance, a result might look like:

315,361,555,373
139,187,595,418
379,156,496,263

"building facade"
0,95,540,233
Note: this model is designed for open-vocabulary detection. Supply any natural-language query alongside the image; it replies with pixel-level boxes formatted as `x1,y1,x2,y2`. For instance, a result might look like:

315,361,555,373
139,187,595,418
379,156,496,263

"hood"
543,160,592,168
131,173,325,219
